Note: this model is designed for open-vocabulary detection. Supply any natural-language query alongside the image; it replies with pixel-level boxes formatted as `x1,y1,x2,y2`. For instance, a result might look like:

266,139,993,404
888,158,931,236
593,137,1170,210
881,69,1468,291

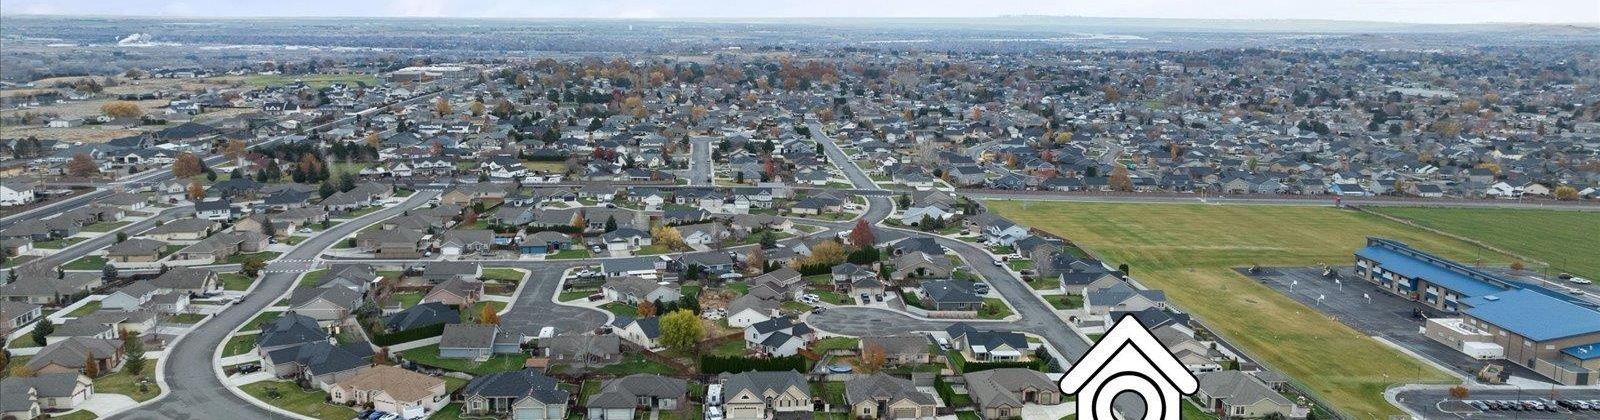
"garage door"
892,408,918,418
513,407,541,420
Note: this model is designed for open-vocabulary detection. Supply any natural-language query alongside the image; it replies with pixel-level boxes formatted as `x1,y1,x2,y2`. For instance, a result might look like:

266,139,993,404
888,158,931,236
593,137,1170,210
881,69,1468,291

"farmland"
984,201,1495,418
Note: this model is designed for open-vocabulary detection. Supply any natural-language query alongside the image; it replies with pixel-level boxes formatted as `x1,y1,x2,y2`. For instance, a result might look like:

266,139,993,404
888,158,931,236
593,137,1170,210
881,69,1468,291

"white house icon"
1059,314,1198,420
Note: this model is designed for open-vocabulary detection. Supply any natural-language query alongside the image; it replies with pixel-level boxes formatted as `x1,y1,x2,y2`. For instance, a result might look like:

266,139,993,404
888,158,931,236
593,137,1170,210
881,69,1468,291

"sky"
1,0,1597,25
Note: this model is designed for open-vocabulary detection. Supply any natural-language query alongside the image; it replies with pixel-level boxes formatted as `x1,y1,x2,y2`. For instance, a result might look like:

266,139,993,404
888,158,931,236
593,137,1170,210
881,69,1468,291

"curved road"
109,192,437,420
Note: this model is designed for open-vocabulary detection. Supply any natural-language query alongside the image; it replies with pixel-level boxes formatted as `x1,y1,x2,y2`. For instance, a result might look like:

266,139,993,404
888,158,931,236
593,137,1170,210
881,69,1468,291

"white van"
706,383,723,406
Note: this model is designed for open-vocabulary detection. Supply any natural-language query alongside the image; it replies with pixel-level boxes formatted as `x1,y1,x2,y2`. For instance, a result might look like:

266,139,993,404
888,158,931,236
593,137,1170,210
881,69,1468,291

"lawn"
600,302,639,318
96,364,161,402
389,292,423,309
1047,294,1083,310
164,313,208,324
549,249,590,259
220,273,255,291
1367,207,1600,280
708,340,747,357
33,237,86,249
635,244,672,255
978,298,1013,320
49,411,97,420
226,74,378,89
239,381,355,420
591,354,677,375
226,251,282,264
399,344,529,375
481,268,526,283
984,201,1474,418
1007,259,1033,271
297,269,327,288
468,301,507,318
522,161,567,173
84,221,132,232
1028,276,1060,291
245,311,283,331
223,334,258,357
811,337,859,354
558,290,597,302
814,290,851,305
64,256,106,270
811,381,848,408
66,301,102,317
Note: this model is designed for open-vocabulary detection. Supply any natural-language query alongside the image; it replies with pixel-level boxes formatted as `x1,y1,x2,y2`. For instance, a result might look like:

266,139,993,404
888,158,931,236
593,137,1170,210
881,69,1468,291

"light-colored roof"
336,365,443,402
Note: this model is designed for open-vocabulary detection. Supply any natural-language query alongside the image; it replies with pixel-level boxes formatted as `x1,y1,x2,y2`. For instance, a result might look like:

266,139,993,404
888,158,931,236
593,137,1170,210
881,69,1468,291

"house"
458,369,571,419
541,334,622,366
611,316,661,349
748,268,804,300
288,286,363,321
1193,371,1296,419
150,267,220,295
919,281,983,313
25,337,122,377
962,368,1061,419
316,263,380,293
194,198,236,221
0,180,37,206
725,294,779,329
890,252,952,282
234,214,296,239
437,229,495,256
719,371,810,420
262,340,372,390
420,261,481,283
832,263,878,292
845,373,938,420
520,230,573,255
256,312,329,355
1152,326,1225,374
101,281,161,311
439,324,522,360
0,273,102,306
744,317,815,357
329,365,449,417
141,217,217,242
0,373,94,413
422,276,484,307
976,216,1030,246
0,302,43,332
383,302,460,332
355,228,426,258
601,258,659,278
105,238,167,264
602,276,681,306
860,335,935,365
586,374,688,420
1083,283,1167,315
946,324,1029,362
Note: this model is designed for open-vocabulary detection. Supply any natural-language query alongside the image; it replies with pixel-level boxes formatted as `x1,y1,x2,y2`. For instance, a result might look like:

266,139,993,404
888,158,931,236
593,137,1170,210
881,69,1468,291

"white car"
1570,277,1592,285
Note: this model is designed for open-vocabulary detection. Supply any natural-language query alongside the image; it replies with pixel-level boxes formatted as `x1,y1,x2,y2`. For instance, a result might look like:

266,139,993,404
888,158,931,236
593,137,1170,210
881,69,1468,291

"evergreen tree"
31,317,53,346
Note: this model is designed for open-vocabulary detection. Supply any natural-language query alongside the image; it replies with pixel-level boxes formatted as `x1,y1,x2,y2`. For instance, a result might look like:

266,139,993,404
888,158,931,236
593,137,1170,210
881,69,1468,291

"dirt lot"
1,76,258,143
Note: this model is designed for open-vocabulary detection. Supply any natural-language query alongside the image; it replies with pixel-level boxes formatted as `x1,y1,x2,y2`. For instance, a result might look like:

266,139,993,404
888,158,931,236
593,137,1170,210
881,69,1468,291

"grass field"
240,381,354,420
399,344,529,375
222,74,378,89
985,201,1484,418
1367,207,1600,280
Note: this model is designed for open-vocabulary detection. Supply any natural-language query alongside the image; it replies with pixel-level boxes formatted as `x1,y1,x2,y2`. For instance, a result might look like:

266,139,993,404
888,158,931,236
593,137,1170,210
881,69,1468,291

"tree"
1109,165,1133,192
187,181,206,201
241,257,267,277
469,100,485,117
859,343,887,374
804,241,847,267
82,352,101,378
9,366,34,378
365,132,382,149
101,101,143,119
1555,186,1579,201
652,225,686,251
1448,386,1469,400
1510,261,1525,271
479,304,501,325
604,215,618,232
847,219,875,249
32,317,54,346
636,301,657,318
1118,263,1130,274
66,153,99,177
173,152,204,178
435,97,452,117
116,232,128,243
374,347,390,365
658,309,704,354
120,329,145,376
745,247,766,276
319,180,337,199
223,140,249,162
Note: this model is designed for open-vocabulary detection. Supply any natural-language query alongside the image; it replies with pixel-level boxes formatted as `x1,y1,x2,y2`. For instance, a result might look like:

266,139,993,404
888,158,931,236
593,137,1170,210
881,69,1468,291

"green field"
398,344,529,376
1367,207,1600,280
222,74,378,89
985,201,1482,418
239,381,354,420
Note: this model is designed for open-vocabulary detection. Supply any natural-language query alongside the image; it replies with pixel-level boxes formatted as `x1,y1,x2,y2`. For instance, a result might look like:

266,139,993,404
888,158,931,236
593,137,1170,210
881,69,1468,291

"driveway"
80,394,138,417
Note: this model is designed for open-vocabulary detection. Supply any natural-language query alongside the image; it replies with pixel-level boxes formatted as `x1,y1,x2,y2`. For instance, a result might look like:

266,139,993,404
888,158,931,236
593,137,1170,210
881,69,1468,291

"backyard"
399,344,530,375
985,200,1483,418
239,381,355,420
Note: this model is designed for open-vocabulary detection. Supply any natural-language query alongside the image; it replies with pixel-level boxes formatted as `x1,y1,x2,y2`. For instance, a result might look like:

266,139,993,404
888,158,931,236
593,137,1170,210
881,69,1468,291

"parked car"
1570,277,1592,284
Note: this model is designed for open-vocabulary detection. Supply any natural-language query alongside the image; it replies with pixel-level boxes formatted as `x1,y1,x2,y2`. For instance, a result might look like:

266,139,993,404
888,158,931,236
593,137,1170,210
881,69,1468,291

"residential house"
719,371,810,420
329,365,449,417
1193,371,1296,419
745,317,815,357
602,276,681,306
105,238,168,265
0,373,94,413
748,268,804,300
1084,283,1167,316
150,267,220,295
725,294,779,329
962,368,1062,419
194,199,236,221
263,340,372,390
586,374,688,420
25,337,122,377
101,281,161,311
383,302,460,332
288,286,364,321
141,217,217,242
860,335,935,365
611,316,661,349
947,324,1030,362
918,281,983,313
540,334,622,366
845,373,938,420
458,369,571,419
422,276,484,307
439,324,522,360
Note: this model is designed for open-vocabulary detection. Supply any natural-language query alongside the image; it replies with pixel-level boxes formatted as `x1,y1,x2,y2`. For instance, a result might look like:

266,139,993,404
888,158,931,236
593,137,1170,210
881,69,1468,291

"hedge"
700,355,807,375
373,322,448,346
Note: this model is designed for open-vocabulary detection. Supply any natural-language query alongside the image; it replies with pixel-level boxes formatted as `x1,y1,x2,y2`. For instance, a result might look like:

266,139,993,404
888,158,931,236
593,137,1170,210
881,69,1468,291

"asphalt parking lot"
1395,388,1600,419
1241,267,1550,384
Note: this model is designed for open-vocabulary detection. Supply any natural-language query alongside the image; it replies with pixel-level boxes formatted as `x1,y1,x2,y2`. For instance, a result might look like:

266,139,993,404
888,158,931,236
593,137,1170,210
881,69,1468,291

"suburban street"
106,191,437,420
686,136,713,186
20,205,195,272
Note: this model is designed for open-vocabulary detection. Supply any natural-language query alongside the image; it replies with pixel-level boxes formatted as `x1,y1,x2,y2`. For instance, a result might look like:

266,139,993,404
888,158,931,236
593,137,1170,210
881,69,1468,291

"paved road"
108,191,437,420
495,263,610,336
686,137,714,186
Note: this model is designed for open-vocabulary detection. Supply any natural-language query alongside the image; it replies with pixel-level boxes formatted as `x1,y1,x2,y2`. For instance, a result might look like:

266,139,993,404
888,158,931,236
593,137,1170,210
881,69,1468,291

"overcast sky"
3,0,1597,25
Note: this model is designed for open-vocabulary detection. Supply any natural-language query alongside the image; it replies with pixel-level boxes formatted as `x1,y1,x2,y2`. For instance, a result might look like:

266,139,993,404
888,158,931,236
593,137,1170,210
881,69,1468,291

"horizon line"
1,12,1596,27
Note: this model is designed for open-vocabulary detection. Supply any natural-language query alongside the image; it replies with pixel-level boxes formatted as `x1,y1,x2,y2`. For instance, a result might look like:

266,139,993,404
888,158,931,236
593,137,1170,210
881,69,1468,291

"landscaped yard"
67,301,102,317
600,302,638,318
34,237,87,249
984,200,1474,417
549,249,590,259
245,311,283,331
481,268,526,283
297,269,327,288
811,337,859,354
219,273,255,291
389,292,423,309
49,411,97,420
978,298,1013,320
1047,294,1083,310
635,244,672,255
558,290,597,302
1367,207,1600,280
399,344,530,376
223,333,258,357
1027,276,1060,291
84,221,132,232
96,365,161,402
226,251,282,264
64,255,106,270
164,313,208,324
591,354,677,375
239,380,355,420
